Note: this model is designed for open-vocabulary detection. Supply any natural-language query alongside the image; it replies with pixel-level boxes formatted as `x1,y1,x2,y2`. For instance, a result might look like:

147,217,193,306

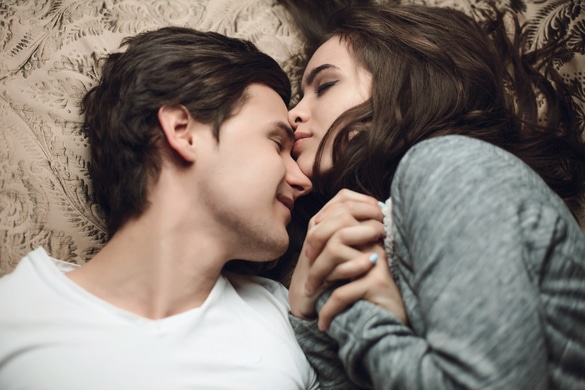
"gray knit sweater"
290,136,585,390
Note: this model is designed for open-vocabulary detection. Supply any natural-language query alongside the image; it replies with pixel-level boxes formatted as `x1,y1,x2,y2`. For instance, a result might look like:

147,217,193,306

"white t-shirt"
0,248,319,390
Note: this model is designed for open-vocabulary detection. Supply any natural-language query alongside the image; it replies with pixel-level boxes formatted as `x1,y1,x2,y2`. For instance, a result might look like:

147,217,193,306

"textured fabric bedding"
1,0,583,276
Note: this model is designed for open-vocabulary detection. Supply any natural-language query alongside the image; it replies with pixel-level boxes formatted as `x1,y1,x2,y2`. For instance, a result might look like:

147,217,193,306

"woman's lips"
293,133,311,155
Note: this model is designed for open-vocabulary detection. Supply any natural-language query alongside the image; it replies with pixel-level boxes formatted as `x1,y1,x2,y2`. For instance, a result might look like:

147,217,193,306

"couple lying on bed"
1,2,584,389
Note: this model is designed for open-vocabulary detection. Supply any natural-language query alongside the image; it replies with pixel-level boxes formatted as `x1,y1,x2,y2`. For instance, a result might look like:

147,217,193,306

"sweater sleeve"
289,291,368,390
321,136,561,389
288,315,358,390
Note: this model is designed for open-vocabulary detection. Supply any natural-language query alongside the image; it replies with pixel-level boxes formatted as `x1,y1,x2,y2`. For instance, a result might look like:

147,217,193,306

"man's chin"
237,236,288,263
258,239,289,262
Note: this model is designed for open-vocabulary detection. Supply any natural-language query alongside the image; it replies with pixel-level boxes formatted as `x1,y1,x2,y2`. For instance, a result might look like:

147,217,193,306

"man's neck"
66,214,227,320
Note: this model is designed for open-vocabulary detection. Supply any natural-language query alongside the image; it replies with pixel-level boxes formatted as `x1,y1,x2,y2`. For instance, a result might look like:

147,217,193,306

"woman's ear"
158,104,197,163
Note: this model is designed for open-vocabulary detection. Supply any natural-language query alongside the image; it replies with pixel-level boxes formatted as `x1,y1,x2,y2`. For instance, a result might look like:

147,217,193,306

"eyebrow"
303,64,340,87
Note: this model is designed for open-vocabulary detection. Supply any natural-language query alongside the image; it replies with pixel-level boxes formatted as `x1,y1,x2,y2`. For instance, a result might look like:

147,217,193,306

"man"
0,27,317,389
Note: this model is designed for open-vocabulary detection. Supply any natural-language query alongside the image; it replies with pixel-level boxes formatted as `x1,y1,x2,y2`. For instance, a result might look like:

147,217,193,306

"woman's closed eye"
316,80,338,96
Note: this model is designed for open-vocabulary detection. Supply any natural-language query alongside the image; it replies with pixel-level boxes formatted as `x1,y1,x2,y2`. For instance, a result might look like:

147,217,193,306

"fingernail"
305,283,314,295
369,253,379,264
378,201,385,209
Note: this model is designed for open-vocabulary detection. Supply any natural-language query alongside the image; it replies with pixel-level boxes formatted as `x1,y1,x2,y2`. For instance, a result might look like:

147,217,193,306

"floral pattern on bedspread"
0,0,302,275
0,0,583,276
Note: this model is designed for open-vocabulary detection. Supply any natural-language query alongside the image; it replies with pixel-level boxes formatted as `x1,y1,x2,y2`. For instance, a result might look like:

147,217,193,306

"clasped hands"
289,189,407,331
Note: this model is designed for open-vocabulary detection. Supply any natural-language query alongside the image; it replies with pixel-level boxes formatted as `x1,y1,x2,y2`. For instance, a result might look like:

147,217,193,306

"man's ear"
158,104,198,163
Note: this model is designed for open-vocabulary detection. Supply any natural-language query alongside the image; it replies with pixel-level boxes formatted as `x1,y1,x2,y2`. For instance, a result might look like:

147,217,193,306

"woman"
281,2,585,389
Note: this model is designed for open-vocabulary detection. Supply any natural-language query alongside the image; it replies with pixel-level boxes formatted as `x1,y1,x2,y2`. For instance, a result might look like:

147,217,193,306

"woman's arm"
289,189,402,328
313,135,575,389
289,189,404,389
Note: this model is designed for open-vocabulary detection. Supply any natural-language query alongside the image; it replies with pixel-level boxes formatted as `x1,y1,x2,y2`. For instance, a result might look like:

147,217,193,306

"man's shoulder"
2,246,74,277
0,248,71,307
223,272,289,308
0,248,41,286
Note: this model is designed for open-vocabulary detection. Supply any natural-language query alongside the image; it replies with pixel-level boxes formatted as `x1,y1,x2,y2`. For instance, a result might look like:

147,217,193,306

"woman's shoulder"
396,135,530,184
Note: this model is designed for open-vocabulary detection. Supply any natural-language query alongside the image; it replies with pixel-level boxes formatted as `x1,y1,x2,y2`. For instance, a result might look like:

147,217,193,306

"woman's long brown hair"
270,1,585,284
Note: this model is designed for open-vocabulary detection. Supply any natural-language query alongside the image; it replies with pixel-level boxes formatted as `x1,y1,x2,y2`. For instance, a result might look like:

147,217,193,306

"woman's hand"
318,247,407,330
289,189,384,321
289,189,407,330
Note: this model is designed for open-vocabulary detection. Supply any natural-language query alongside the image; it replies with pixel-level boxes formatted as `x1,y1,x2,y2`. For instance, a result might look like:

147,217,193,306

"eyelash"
273,139,285,151
315,81,337,96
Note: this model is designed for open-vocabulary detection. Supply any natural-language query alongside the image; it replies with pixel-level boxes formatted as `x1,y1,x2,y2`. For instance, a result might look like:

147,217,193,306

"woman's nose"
288,100,308,129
